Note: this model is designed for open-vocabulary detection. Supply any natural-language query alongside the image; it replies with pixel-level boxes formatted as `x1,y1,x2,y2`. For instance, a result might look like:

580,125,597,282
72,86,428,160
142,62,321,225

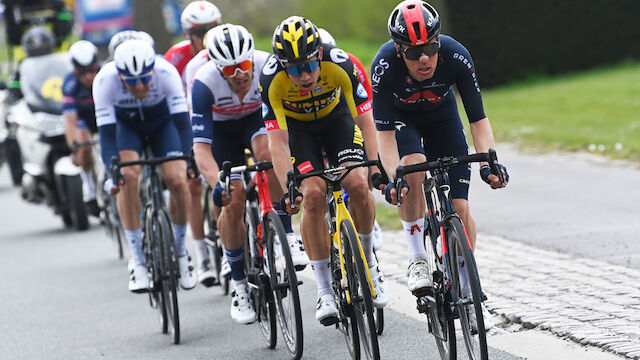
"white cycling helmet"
317,28,336,46
69,40,99,67
181,1,221,31
205,24,254,67
108,30,155,58
114,40,155,76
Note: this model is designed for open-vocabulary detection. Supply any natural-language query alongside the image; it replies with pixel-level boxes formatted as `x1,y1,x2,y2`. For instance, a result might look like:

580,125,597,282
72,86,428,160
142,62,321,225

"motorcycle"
7,52,89,230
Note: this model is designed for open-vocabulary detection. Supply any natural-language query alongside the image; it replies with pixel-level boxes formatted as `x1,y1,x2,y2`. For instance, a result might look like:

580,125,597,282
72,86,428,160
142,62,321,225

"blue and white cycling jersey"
93,57,190,167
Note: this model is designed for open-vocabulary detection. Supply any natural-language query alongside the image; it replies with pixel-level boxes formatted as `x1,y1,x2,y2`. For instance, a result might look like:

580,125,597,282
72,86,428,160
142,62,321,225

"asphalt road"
0,166,522,360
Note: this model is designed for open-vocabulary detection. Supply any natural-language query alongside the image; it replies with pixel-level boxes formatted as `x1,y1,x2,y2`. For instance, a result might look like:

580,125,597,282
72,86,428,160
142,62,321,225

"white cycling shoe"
316,293,339,326
230,282,257,324
369,265,388,308
196,259,217,287
468,303,494,332
286,233,309,271
178,254,197,290
220,254,231,278
129,263,150,293
372,220,384,251
407,258,432,292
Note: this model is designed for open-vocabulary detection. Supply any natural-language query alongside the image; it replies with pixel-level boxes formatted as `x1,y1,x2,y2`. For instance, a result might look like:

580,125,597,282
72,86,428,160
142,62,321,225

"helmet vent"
412,22,422,40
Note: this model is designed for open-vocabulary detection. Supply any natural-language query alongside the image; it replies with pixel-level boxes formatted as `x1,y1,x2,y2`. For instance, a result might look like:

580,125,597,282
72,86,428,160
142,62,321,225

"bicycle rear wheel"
447,217,487,360
333,240,360,360
145,206,168,334
157,210,180,344
341,220,380,360
265,212,303,359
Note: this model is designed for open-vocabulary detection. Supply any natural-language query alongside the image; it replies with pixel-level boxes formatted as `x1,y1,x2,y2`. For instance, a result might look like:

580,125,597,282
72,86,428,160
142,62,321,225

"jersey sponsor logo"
371,58,390,94
314,85,323,93
261,103,270,118
406,76,414,85
192,112,203,118
357,101,372,114
395,121,406,132
262,56,279,76
282,88,339,114
398,90,443,104
337,148,364,158
265,120,279,131
409,224,421,235
459,179,470,185
297,161,314,174
329,48,349,63
356,83,368,98
353,125,364,146
299,89,309,96
192,124,205,131
453,52,480,92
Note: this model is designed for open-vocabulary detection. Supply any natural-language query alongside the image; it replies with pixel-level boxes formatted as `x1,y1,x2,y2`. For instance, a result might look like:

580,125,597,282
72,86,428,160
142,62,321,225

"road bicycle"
220,160,304,359
287,159,381,360
111,152,190,345
202,182,225,289
394,149,505,360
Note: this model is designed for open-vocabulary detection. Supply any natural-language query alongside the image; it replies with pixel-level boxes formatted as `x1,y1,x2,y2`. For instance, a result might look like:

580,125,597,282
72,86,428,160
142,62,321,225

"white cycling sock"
358,232,377,268
193,238,208,265
80,170,96,202
310,258,332,298
458,256,471,297
125,228,145,265
172,223,187,256
402,219,428,262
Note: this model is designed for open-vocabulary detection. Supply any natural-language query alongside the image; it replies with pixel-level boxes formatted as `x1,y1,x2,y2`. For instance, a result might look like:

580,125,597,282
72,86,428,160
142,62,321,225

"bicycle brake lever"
286,170,295,210
487,148,505,187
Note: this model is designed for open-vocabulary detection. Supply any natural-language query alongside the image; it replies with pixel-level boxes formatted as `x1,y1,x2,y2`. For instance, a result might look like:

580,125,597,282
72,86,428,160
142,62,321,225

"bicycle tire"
372,252,384,336
447,217,487,360
158,209,180,344
203,186,222,287
145,205,167,334
333,240,360,360
341,220,380,360
265,212,304,359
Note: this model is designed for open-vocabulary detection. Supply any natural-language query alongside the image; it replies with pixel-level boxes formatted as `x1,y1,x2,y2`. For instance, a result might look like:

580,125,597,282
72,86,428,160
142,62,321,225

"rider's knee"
302,186,326,215
121,167,140,186
163,170,187,192
187,177,202,194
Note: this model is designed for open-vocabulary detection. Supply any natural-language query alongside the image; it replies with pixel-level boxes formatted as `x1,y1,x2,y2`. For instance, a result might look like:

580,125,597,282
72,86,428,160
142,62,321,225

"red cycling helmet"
388,0,440,46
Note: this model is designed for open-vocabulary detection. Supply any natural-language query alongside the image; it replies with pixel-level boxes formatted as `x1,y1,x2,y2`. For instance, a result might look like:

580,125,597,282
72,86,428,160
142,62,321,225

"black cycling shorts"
211,109,266,168
287,103,365,175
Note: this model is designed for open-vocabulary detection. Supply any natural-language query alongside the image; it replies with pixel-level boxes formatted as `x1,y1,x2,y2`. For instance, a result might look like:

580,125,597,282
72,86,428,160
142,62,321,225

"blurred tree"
133,0,171,53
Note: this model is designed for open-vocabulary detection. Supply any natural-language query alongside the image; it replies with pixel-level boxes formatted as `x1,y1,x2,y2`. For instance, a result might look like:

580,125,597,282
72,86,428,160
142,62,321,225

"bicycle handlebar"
217,160,274,201
110,154,191,183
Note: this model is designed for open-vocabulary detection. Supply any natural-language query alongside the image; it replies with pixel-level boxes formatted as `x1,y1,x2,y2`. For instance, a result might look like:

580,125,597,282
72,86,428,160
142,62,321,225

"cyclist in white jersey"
94,40,197,293
191,24,308,323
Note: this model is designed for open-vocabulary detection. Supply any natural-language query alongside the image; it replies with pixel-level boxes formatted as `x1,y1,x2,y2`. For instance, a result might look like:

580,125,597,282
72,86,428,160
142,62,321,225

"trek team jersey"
62,71,97,132
260,44,371,130
93,58,188,128
191,50,270,144
164,40,195,83
371,35,486,131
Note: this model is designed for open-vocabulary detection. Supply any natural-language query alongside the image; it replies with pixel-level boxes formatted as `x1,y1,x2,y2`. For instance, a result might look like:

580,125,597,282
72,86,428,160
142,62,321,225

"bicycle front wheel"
447,217,487,360
157,209,180,344
203,186,222,287
341,220,380,360
265,212,303,359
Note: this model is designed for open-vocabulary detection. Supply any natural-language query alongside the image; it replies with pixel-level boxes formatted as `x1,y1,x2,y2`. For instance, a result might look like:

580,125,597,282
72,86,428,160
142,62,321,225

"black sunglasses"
188,25,214,38
401,41,440,61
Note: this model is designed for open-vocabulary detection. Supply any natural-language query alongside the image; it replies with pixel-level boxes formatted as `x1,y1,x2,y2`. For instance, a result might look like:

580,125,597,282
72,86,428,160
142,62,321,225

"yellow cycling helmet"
272,16,321,64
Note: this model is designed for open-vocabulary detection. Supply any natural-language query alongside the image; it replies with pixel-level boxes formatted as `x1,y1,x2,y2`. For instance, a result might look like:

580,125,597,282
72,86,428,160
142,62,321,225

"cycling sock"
80,170,96,202
273,202,294,233
124,228,145,265
402,219,428,262
231,278,247,289
458,256,471,297
358,232,377,268
193,238,208,265
310,258,332,297
225,247,246,281
172,223,188,256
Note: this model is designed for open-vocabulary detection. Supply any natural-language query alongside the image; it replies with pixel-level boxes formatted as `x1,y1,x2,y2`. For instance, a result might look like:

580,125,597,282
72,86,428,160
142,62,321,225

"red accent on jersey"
164,40,195,76
402,2,428,45
299,89,309,96
349,53,373,100
357,101,372,114
297,161,314,174
265,120,279,131
210,101,262,116
399,90,442,104
409,224,421,235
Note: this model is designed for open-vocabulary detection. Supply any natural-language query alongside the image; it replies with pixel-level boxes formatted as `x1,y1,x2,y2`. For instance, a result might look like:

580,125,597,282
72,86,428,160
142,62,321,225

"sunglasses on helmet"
284,60,320,77
218,60,253,77
120,72,153,87
401,41,440,61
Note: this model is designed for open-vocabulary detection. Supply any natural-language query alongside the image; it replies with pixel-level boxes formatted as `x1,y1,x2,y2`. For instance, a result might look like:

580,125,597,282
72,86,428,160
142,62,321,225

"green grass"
375,203,403,230
463,61,640,161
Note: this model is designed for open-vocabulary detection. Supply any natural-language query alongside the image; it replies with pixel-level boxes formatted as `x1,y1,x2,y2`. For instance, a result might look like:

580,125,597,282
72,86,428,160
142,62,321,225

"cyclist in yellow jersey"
260,16,388,325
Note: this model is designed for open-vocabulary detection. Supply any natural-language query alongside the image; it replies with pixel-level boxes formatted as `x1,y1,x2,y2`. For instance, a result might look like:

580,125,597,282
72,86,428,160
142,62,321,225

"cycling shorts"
394,110,471,200
288,103,365,175
116,118,183,158
211,109,266,168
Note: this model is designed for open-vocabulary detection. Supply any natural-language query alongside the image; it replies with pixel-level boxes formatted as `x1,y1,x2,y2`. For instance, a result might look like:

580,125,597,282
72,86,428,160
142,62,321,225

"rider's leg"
342,165,376,265
118,150,144,265
187,176,208,265
76,129,96,203
398,153,429,262
161,160,189,256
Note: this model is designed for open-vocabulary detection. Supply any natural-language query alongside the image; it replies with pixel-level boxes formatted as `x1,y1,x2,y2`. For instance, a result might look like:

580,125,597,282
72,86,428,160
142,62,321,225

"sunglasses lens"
404,42,439,60
285,60,319,76
285,65,301,76
404,47,423,60
424,42,439,56
122,73,152,86
220,60,253,77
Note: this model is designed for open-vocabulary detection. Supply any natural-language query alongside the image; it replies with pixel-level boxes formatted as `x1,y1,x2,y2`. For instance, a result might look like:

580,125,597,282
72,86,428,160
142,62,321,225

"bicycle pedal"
320,315,339,327
411,287,434,298
294,264,307,271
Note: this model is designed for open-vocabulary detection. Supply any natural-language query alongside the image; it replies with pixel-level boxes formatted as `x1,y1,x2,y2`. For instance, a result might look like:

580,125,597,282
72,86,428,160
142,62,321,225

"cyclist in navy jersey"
373,0,509,330
63,40,101,215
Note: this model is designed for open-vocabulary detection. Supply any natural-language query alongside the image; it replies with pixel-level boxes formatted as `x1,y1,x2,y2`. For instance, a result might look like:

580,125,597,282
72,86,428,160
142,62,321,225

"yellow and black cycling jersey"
259,44,371,130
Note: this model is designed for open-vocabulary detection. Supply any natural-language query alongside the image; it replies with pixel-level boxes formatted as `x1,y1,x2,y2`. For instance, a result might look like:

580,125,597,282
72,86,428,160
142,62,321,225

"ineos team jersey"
93,58,188,128
371,35,486,131
190,50,270,144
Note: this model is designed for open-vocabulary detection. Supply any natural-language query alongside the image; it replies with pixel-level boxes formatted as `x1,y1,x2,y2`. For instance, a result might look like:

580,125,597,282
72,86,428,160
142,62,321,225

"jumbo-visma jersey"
260,44,371,130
